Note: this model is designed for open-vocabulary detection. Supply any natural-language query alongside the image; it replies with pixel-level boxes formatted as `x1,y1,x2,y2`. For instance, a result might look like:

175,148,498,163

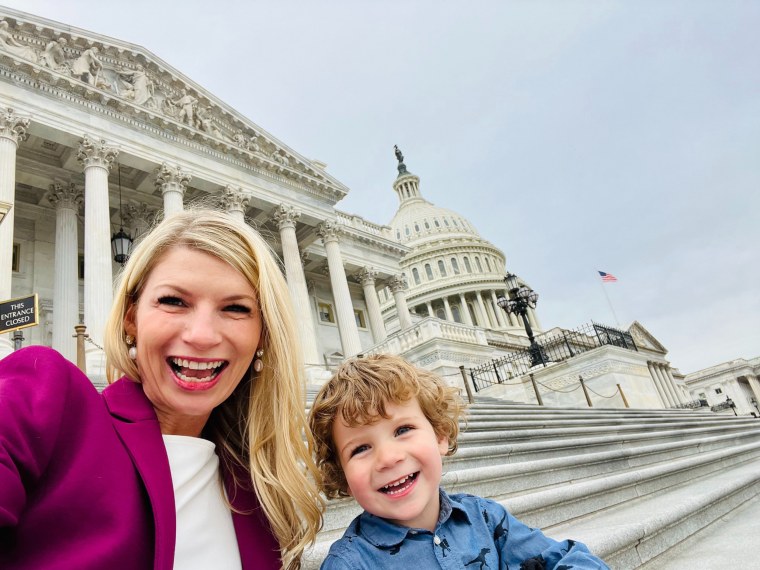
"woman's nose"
181,309,222,348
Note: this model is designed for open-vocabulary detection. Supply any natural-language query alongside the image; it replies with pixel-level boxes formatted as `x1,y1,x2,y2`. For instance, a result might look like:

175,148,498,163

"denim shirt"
321,489,609,569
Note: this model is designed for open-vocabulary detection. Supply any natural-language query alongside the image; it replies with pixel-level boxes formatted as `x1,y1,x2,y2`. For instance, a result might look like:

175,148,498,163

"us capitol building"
2,7,756,413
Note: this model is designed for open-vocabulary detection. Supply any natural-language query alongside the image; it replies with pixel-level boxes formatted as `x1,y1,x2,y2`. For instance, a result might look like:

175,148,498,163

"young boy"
309,354,610,570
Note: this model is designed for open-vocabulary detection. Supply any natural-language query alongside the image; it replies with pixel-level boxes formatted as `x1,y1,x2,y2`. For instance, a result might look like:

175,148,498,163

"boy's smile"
333,398,449,532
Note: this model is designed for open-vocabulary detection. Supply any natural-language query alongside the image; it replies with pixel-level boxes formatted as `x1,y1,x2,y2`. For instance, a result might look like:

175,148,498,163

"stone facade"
0,7,689,407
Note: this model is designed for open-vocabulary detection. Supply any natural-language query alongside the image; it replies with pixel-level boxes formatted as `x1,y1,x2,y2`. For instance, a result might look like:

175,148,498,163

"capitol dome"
381,148,541,336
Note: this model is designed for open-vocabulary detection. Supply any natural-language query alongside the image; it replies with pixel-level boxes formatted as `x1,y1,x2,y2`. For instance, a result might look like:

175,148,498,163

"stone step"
449,427,760,471
501,441,760,528
544,458,760,569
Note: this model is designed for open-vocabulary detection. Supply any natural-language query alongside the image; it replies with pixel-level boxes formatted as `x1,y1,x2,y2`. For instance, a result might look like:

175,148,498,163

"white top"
163,435,242,570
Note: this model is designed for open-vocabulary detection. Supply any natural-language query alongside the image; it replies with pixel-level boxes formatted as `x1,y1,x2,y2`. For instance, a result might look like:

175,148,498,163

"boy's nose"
375,442,404,470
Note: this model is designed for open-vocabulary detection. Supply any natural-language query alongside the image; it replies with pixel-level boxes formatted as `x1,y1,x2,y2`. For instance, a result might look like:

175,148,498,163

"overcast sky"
3,0,758,374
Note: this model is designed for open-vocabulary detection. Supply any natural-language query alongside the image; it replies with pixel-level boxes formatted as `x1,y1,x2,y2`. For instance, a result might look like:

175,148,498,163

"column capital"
155,162,191,193
388,274,408,293
77,136,118,170
0,108,29,146
220,185,250,214
272,203,301,230
46,182,83,211
123,202,157,229
317,220,343,243
357,267,379,286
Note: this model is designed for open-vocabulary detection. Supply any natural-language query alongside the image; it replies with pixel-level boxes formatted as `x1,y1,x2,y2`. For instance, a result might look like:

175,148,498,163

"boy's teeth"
383,474,413,490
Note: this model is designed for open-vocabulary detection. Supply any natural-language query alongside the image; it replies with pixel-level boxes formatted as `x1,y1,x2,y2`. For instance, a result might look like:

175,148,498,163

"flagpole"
598,279,620,328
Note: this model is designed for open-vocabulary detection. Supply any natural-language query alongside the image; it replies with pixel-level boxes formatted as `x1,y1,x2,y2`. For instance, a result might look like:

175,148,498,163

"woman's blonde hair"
104,208,323,569
308,354,465,499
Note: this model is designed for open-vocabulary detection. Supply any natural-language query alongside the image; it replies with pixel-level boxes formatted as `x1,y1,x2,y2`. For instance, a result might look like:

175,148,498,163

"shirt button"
434,535,441,545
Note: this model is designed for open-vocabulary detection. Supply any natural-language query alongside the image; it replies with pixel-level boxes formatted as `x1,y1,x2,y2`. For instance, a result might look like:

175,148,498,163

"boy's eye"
350,444,369,457
395,425,414,437
158,295,184,307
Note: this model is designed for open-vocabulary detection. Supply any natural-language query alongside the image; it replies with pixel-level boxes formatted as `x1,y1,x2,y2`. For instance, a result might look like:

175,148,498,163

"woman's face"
125,246,262,436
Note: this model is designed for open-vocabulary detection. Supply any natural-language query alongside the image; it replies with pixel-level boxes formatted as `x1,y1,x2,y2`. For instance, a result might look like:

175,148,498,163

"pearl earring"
253,349,264,372
126,335,137,360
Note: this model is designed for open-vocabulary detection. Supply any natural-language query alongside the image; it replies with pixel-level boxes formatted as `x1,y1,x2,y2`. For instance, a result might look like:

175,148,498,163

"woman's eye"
224,304,251,314
350,444,369,457
157,296,184,307
395,425,413,437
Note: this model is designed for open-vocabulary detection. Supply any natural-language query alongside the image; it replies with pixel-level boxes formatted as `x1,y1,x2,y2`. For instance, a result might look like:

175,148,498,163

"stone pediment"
628,321,667,354
0,8,347,202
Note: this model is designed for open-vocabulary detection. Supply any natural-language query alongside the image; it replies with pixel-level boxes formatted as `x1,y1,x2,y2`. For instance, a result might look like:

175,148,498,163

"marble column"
220,185,249,222
77,136,118,377
459,293,473,326
155,163,190,217
358,267,386,343
442,296,454,322
490,290,507,328
647,362,669,407
664,366,686,404
426,301,434,318
527,307,539,330
0,109,29,357
660,365,680,406
388,274,413,331
46,182,83,363
273,204,319,365
748,376,760,407
654,364,676,406
475,291,491,329
317,221,362,357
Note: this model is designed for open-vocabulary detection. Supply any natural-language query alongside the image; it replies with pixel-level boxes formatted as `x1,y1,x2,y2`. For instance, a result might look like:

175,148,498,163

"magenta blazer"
0,346,281,569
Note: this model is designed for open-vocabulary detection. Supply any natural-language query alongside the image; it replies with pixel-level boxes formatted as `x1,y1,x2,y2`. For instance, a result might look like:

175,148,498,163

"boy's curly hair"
308,354,465,499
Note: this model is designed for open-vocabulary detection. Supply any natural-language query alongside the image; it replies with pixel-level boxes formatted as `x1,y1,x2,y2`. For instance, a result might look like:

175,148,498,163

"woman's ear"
124,304,137,338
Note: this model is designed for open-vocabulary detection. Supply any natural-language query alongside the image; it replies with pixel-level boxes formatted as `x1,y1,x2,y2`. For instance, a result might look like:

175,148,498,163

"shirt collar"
357,489,473,548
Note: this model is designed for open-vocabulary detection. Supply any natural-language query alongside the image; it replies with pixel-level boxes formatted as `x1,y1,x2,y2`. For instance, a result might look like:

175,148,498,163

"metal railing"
469,322,637,392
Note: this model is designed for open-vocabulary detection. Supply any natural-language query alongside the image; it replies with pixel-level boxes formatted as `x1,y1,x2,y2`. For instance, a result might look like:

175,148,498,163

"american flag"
598,271,618,283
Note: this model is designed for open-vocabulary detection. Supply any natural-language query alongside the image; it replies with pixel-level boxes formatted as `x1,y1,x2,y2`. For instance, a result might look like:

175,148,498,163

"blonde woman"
0,209,323,569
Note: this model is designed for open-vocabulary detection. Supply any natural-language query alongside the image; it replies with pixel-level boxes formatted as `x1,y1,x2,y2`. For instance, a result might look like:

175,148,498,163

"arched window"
396,230,401,240
405,226,410,236
424,220,430,229
434,219,440,228
435,307,446,320
451,258,460,274
412,267,421,285
444,218,450,227
438,260,447,277
464,257,472,273
475,256,483,272
414,223,420,233
453,218,459,227
485,257,491,271
452,305,462,323
425,264,433,280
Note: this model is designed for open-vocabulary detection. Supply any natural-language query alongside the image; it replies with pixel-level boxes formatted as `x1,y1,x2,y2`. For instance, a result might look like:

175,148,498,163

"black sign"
0,294,38,334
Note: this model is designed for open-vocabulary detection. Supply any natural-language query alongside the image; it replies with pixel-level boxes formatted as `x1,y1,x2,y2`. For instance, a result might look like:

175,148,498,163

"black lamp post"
726,396,737,416
497,273,546,367
110,164,133,265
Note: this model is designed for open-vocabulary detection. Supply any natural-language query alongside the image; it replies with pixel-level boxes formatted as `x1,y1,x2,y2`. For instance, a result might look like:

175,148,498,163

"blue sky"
3,0,758,373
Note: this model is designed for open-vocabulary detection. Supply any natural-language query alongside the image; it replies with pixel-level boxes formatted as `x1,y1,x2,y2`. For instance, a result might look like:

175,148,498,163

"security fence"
469,322,637,392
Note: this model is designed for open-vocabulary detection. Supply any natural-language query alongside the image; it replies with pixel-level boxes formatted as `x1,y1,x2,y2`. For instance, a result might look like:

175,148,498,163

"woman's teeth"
169,358,225,382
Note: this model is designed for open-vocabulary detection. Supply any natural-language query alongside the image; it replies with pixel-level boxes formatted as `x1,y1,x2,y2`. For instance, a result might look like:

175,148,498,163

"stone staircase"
303,392,760,569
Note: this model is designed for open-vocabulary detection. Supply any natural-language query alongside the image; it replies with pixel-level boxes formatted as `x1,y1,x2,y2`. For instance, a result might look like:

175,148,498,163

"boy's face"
333,397,449,532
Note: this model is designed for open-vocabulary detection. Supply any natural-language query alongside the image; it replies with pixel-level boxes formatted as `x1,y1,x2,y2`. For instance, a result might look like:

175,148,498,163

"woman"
0,209,323,569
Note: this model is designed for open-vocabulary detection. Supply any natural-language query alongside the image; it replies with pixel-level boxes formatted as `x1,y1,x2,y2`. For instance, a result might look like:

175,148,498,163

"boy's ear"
437,435,449,457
